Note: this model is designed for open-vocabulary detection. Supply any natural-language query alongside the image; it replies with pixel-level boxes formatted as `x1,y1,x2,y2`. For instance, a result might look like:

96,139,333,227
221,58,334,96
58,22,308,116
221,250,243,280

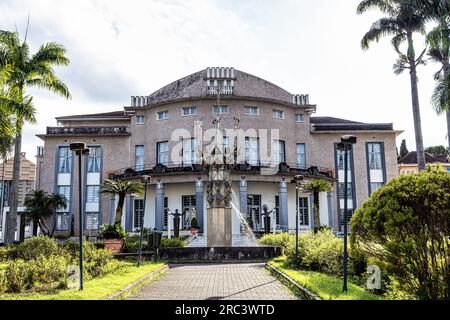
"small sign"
367,265,381,290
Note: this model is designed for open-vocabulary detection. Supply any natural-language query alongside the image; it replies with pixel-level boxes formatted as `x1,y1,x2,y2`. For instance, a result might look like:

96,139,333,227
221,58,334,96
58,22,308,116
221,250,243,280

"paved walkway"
128,263,298,300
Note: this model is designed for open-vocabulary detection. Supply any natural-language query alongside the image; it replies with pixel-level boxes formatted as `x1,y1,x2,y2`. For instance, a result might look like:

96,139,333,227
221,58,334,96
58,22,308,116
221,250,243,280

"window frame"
272,109,285,119
244,106,260,116
295,114,305,123
182,106,197,117
58,146,72,174
212,105,229,114
157,111,169,121
157,141,169,165
135,145,145,171
136,115,145,125
296,143,306,169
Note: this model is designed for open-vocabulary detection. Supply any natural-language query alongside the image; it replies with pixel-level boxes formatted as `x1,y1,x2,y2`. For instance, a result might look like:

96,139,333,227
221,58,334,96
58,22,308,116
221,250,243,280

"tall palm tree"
100,179,144,226
23,190,67,237
0,30,70,244
428,17,450,155
303,179,332,231
357,0,447,171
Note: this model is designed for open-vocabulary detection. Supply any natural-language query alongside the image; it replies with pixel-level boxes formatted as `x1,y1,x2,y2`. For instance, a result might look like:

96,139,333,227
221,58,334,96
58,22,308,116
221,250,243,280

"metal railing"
207,86,234,96
110,161,334,180
46,126,130,136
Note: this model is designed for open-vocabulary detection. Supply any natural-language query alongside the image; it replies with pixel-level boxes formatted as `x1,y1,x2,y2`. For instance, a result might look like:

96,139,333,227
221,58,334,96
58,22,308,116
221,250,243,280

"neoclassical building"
35,67,400,237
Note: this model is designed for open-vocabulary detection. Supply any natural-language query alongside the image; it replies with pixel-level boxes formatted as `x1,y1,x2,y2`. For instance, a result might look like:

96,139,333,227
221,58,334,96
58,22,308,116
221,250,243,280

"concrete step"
187,235,260,248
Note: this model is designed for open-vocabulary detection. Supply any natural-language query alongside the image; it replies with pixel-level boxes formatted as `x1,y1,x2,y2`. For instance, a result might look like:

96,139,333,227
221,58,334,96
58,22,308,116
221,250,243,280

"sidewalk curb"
105,264,169,300
265,263,322,300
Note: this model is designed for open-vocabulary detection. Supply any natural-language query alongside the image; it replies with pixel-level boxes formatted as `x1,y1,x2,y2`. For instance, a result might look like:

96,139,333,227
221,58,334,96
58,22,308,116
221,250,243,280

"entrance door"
182,195,196,230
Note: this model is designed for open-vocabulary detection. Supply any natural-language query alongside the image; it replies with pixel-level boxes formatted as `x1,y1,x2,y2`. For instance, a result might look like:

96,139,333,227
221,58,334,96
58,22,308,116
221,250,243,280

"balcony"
46,126,131,136
207,86,234,96
110,161,334,181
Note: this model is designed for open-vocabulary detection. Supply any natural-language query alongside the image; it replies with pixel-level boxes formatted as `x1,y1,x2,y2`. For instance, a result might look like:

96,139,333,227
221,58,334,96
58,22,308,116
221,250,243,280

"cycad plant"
0,30,71,244
100,179,144,225
357,0,450,171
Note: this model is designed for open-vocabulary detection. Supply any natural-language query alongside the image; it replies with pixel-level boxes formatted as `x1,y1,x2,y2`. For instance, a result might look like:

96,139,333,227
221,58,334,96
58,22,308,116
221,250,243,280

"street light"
337,135,357,292
291,175,303,270
137,175,151,267
69,142,90,291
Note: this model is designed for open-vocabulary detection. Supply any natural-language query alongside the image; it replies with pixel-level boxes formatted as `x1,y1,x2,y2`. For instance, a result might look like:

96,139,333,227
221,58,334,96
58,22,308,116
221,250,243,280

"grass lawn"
269,257,381,300
0,261,165,300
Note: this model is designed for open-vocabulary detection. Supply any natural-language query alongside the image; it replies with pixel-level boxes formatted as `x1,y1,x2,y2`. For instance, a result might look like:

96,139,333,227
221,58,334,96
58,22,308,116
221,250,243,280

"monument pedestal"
207,207,232,247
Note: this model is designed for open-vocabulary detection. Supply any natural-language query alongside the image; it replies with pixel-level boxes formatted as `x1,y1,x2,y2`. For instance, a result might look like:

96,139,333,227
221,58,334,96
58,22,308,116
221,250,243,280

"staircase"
187,235,260,248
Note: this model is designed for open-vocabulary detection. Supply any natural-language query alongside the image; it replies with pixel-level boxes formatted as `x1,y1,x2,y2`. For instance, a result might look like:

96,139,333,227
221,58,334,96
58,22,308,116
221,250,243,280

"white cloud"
0,0,447,162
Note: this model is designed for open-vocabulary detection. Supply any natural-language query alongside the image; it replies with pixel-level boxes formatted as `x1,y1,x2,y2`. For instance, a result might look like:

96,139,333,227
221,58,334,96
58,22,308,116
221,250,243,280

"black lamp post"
137,175,150,267
337,135,357,292
291,175,303,270
70,142,90,291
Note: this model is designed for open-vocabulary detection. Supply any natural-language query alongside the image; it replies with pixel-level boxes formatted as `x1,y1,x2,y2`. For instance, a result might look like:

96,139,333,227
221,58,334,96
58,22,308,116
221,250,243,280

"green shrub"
284,229,366,277
99,224,128,239
61,240,116,278
161,238,186,248
258,233,293,254
0,246,18,261
3,260,31,293
15,236,59,260
2,255,69,293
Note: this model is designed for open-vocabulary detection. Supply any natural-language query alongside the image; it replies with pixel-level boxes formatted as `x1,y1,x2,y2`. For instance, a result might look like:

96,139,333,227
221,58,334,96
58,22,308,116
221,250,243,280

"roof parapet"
292,94,310,106
131,96,149,107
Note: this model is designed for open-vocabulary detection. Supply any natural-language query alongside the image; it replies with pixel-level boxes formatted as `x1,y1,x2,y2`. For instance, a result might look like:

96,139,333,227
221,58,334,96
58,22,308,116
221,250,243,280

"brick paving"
128,263,298,300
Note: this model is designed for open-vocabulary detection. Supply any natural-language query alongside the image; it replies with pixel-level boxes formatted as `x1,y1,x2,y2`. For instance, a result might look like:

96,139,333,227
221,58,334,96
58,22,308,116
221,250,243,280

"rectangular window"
340,209,354,227
275,195,280,226
295,114,305,122
213,105,229,114
157,111,168,120
135,146,145,171
223,136,230,154
247,195,262,226
299,197,309,226
368,143,383,170
134,199,144,229
337,149,352,171
157,142,169,165
57,186,71,207
163,197,169,229
86,186,100,203
182,195,196,229
338,183,353,199
274,140,286,164
136,115,145,124
244,106,259,115
183,138,197,165
182,106,197,116
56,212,70,231
370,182,383,194
87,147,101,173
245,137,260,166
86,212,99,230
273,110,284,119
296,144,306,169
58,147,72,173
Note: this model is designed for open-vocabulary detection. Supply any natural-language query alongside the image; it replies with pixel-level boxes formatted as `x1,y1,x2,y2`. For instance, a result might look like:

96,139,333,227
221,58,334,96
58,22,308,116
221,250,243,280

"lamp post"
70,142,90,291
337,135,357,293
137,175,150,267
291,175,303,270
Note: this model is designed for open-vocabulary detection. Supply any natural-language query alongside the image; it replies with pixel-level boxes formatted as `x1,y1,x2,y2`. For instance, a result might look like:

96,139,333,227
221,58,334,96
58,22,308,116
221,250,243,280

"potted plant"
99,224,128,253
190,217,199,236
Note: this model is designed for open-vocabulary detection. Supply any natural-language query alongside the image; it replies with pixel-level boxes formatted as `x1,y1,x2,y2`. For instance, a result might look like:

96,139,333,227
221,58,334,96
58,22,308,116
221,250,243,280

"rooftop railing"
207,86,234,96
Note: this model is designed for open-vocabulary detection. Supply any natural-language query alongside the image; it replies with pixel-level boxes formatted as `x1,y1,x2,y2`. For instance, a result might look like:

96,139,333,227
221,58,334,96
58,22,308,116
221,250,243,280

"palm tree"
100,179,144,226
428,17,450,155
303,179,332,231
0,30,70,244
357,0,448,171
23,190,67,237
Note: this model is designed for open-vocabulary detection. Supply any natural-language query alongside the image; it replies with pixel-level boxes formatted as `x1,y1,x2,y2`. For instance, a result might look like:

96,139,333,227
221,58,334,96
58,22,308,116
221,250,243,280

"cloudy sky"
0,0,447,163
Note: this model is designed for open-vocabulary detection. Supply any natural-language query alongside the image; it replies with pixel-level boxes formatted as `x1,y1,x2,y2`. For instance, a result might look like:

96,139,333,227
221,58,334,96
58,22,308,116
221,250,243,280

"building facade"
398,151,450,175
36,67,400,237
0,153,36,242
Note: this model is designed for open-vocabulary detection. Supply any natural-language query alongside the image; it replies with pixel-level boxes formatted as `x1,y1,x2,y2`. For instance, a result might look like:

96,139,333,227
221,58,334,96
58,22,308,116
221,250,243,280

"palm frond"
357,0,396,15
431,71,450,114
31,42,70,66
361,18,401,50
27,76,71,99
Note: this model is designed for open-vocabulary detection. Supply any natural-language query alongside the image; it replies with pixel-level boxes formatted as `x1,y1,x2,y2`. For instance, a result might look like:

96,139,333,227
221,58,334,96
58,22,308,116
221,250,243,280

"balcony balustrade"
46,126,130,136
